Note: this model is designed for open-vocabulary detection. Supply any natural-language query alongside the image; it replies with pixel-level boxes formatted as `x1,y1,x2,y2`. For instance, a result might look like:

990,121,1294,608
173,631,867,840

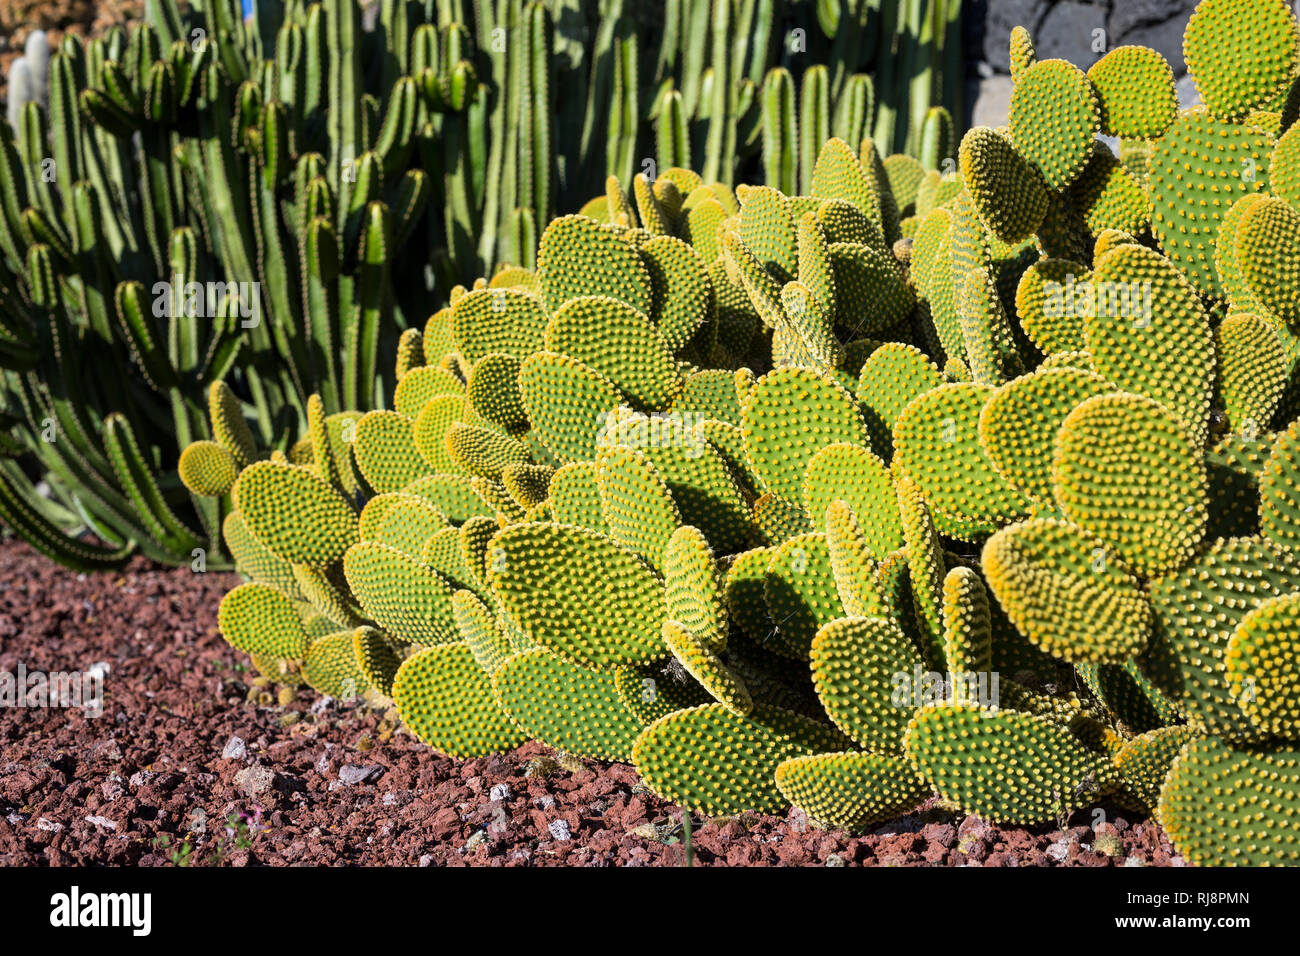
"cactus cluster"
193,0,1300,866
0,0,960,572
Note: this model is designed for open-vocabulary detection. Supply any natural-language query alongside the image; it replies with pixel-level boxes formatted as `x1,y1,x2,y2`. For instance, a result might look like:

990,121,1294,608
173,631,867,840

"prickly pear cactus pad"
1159,736,1300,865
632,703,852,816
774,752,930,832
983,518,1153,665
493,649,645,762
392,644,528,759
1183,0,1300,121
904,705,1116,824
488,523,667,667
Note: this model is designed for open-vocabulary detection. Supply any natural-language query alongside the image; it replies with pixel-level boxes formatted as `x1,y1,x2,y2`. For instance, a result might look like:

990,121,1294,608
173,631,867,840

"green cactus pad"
518,351,625,464
910,208,951,300
1053,392,1207,577
178,441,238,497
410,394,467,474
827,241,914,334
1159,736,1300,866
402,474,496,523
419,527,473,588
538,214,653,316
896,475,947,670
343,540,458,646
811,615,923,753
596,447,682,573
222,512,300,598
1144,535,1300,739
352,626,403,697
824,501,887,617
737,184,797,281
1086,243,1216,446
750,492,811,546
301,630,370,698
548,462,606,532
392,365,464,419
721,229,786,330
499,462,552,511
1216,195,1271,315
208,381,257,470
488,522,666,667
641,235,713,352
1271,125,1300,207
465,353,528,434
674,370,744,426
632,702,852,816
775,751,930,831
450,589,513,676
893,383,1032,539
802,443,902,555
1225,592,1300,737
1147,112,1274,298
958,126,1049,244
1086,45,1177,139
392,643,527,759
292,563,364,628
724,548,776,643
664,526,728,651
942,567,993,678
1237,195,1300,328
661,619,752,716
810,138,886,230
449,286,549,364
983,518,1153,664
1008,59,1102,190
1261,418,1300,549
855,342,946,444
1113,726,1201,813
545,295,680,410
762,532,845,659
218,582,310,660
1068,143,1152,237
1183,0,1300,120
614,662,713,725
904,704,1114,825
354,410,434,494
1217,313,1286,434
978,367,1116,506
493,648,645,761
444,422,531,482
1009,26,1036,79
817,197,887,247
741,367,868,502
235,461,359,567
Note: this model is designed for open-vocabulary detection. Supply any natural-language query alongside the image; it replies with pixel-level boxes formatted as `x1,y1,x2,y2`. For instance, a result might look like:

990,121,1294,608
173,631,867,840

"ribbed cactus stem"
799,65,829,195
761,67,797,197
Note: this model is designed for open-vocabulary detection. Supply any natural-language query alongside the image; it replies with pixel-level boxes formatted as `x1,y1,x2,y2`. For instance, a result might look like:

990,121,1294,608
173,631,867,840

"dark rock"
979,0,1054,73
1109,0,1192,38
1036,1,1110,69
1117,15,1188,74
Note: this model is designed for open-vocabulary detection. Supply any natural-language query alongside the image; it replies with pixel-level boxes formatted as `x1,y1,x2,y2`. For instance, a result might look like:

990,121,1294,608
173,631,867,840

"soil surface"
0,537,1183,866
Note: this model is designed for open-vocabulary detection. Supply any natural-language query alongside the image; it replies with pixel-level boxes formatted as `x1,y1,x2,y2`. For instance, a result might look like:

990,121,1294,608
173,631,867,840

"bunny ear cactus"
154,0,1300,866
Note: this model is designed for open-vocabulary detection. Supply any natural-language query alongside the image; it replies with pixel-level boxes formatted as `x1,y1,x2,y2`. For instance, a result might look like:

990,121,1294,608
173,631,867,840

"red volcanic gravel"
0,538,1183,866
